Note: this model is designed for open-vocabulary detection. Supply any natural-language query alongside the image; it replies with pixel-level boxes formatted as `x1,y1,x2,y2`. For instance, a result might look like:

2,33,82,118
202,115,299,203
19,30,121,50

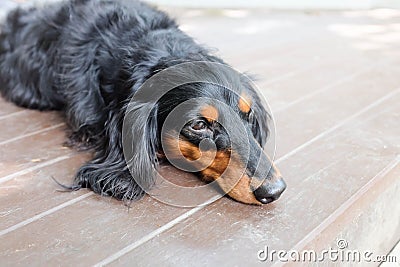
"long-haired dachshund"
0,0,286,205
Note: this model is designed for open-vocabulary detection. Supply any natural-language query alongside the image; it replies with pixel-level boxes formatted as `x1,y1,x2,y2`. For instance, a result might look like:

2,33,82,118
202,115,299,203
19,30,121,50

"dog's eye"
192,120,207,131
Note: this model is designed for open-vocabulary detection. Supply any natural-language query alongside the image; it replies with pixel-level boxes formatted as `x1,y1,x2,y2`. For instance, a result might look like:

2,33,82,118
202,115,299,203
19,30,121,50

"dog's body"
0,0,286,205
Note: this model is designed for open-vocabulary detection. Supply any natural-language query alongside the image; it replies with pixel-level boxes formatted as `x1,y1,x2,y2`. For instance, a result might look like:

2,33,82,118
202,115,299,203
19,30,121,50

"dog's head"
123,62,286,205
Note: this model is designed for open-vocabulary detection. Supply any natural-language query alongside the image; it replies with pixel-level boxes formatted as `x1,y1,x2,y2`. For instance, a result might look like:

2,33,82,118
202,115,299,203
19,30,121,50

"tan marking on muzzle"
163,136,261,205
163,137,218,170
202,153,262,205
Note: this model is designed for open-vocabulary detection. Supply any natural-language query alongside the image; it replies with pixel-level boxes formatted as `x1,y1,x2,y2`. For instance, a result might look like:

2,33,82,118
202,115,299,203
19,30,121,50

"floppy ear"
122,101,159,193
74,102,159,202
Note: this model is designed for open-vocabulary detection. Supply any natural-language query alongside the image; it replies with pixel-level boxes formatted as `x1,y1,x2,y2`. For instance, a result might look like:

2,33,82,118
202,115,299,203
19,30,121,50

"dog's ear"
74,102,159,202
122,101,159,192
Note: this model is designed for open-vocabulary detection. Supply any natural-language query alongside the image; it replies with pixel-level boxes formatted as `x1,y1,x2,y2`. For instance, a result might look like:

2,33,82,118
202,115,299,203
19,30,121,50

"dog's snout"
254,178,286,204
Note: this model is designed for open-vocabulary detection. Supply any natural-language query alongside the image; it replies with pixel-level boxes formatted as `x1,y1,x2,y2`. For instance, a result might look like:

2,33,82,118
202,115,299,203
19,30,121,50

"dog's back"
0,0,177,111
0,3,71,110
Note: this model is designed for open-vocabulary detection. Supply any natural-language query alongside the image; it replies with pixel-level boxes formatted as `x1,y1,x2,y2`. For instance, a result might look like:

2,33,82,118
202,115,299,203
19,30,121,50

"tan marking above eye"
238,92,252,114
200,105,219,123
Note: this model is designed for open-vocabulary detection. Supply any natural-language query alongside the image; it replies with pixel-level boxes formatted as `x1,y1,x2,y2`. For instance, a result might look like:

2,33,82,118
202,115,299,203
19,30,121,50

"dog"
0,0,286,205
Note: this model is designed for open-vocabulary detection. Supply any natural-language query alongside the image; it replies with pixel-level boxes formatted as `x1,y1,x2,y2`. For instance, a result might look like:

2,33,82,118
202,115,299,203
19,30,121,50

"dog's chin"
226,190,263,205
229,194,263,206
214,175,262,205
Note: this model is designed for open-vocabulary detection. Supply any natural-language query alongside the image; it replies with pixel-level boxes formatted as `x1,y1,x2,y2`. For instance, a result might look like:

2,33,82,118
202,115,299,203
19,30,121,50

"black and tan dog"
0,0,286,205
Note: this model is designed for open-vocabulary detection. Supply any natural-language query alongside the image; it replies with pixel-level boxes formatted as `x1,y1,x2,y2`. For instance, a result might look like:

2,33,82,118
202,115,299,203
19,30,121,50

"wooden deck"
1,4,400,266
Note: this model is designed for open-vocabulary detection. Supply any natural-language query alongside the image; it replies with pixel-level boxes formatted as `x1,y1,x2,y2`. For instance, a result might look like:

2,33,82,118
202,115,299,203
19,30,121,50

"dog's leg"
76,156,146,202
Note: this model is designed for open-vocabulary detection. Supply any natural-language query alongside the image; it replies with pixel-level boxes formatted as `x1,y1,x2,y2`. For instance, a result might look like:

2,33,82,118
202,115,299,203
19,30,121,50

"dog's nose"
254,178,286,204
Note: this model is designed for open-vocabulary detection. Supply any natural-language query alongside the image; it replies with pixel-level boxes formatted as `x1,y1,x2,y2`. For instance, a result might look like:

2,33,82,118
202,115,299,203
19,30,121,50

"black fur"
0,0,285,204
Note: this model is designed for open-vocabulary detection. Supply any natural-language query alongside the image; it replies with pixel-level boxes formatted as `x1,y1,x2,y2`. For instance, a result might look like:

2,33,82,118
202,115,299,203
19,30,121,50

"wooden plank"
259,58,374,112
0,110,63,144
0,192,194,266
290,158,400,267
175,10,343,60
0,99,23,118
0,154,90,230
0,128,72,178
273,63,400,158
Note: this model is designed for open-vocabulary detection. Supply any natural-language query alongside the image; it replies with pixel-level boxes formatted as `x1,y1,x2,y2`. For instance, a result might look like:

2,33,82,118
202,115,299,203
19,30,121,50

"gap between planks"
0,192,94,237
275,88,400,164
0,110,27,121
0,154,74,185
0,122,65,146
